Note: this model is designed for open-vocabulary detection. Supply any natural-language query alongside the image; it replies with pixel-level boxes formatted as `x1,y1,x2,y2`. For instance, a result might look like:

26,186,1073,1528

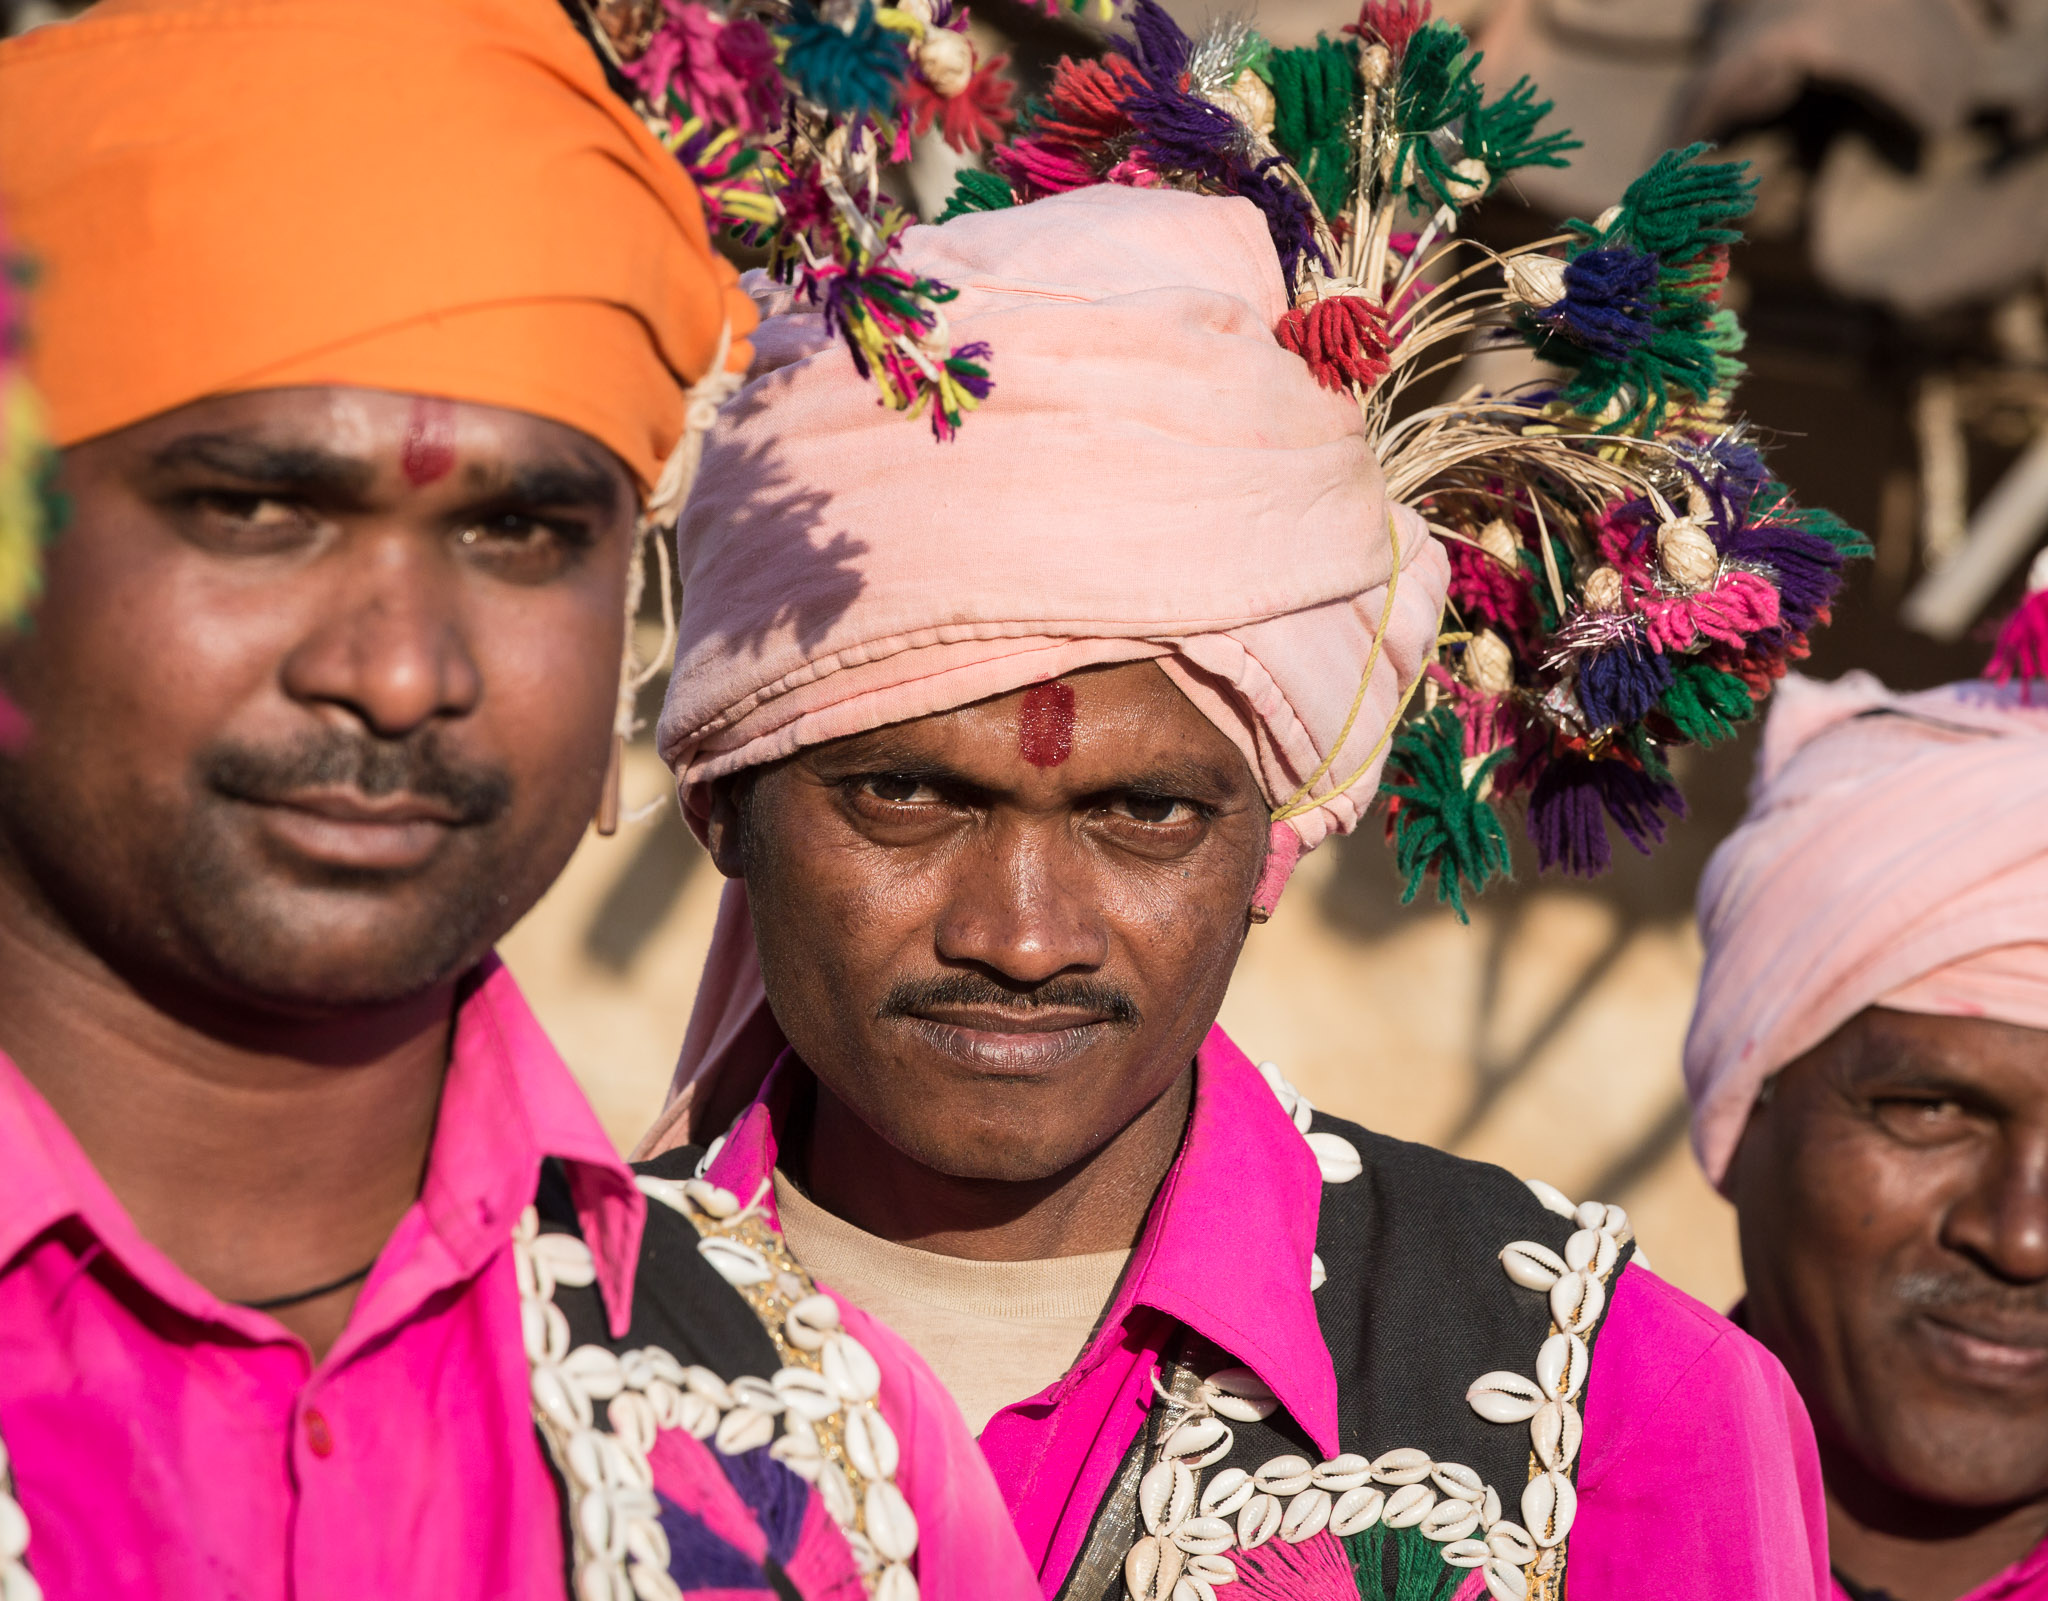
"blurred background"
10,0,2047,1308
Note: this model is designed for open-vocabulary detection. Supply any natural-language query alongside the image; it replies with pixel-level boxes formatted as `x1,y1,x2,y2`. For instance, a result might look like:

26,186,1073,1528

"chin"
171,897,497,1016
893,1107,1101,1185
1863,1399,2048,1510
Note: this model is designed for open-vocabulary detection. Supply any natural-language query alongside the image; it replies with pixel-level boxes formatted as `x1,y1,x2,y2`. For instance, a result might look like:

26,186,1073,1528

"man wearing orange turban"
0,4,1037,1600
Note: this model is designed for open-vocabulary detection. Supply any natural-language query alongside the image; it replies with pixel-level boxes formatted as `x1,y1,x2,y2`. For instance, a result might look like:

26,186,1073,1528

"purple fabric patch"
658,1491,775,1591
716,1445,813,1563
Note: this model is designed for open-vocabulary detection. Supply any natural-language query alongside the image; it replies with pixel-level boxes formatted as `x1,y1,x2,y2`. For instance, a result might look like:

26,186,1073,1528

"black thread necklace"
231,1256,378,1312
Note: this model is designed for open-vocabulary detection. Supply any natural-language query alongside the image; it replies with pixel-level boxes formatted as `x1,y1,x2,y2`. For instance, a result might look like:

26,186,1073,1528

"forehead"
101,386,629,488
812,660,1261,792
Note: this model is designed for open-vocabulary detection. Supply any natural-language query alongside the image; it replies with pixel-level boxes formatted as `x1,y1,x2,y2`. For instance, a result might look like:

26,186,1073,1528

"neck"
0,882,454,1362
799,1064,1191,1262
1825,1453,2048,1601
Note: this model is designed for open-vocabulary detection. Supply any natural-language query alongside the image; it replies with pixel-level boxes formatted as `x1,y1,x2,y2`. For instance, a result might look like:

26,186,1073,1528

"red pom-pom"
1274,294,1391,394
904,54,1016,154
1345,0,1432,57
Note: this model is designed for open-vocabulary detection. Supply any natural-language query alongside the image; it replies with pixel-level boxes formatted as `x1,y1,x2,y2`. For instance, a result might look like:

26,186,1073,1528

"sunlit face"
711,661,1272,1183
1730,1007,2048,1510
0,386,637,1017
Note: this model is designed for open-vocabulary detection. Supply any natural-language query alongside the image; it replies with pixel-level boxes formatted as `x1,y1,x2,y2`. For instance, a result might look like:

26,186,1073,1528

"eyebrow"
464,457,628,513
147,433,378,498
147,433,628,516
811,741,1250,803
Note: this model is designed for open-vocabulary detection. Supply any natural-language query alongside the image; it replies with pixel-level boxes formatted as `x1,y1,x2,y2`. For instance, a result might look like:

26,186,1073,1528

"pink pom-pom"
1986,551,2048,698
1641,568,1780,654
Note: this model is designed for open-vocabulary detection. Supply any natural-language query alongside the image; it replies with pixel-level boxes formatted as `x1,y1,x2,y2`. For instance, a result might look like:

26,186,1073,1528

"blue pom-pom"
1539,247,1660,362
782,0,908,118
1576,634,1676,728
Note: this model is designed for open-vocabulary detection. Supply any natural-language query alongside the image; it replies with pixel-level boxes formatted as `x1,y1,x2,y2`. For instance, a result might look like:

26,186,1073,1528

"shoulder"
1582,1264,1816,1488
1571,1265,1830,1599
1311,1109,1583,1260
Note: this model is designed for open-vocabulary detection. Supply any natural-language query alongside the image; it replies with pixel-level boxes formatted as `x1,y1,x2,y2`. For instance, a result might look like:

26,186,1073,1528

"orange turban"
0,0,754,490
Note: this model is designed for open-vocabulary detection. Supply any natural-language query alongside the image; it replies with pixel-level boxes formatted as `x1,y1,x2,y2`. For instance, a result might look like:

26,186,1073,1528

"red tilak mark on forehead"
401,397,457,486
1018,682,1076,768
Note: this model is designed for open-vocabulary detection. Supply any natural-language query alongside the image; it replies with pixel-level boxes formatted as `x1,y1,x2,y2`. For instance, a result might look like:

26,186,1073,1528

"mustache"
877,972,1141,1028
1894,1270,2048,1320
199,731,512,825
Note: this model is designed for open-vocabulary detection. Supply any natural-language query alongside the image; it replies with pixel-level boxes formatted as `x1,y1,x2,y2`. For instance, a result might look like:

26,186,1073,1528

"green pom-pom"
1380,706,1512,923
1465,75,1579,178
1395,21,1475,132
1588,142,1755,264
1760,479,1874,560
1393,22,1482,208
1556,320,1722,432
937,168,1017,223
1659,660,1755,745
1264,38,1359,219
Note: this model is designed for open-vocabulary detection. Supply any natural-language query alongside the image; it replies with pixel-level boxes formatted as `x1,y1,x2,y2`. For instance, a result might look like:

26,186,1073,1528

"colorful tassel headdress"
954,0,1869,916
0,203,50,753
576,0,1080,441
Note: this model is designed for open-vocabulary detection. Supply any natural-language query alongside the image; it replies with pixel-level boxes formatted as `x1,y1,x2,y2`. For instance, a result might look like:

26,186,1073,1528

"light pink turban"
1684,670,2048,1187
642,184,1449,1150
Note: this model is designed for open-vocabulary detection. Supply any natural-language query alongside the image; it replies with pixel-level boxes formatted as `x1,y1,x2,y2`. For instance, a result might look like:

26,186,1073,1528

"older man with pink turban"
635,146,1835,1599
1687,670,2048,1601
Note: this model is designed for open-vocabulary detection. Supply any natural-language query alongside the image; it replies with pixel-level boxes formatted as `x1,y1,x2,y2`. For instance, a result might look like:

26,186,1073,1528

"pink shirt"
706,1026,1834,1601
0,958,1033,1601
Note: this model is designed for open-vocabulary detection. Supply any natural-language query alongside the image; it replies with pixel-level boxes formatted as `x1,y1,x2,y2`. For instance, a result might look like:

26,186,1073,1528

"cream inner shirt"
774,1173,1131,1433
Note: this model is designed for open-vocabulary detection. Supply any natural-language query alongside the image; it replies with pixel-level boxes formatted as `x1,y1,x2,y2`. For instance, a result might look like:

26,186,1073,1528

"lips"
900,1005,1116,1076
1917,1312,2048,1386
242,787,466,872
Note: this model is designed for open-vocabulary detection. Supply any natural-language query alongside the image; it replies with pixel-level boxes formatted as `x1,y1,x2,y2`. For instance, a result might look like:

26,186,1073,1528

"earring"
595,732,624,836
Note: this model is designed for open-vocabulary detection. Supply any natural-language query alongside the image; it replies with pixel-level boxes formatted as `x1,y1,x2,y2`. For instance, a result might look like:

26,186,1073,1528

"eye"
458,512,590,549
1871,1096,1972,1142
455,511,595,582
175,489,322,552
855,774,942,805
1107,792,1197,825
196,491,303,527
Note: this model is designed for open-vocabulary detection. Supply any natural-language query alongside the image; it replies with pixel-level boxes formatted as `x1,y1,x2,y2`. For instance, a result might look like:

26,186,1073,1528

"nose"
279,529,481,738
933,816,1109,986
1943,1122,2048,1285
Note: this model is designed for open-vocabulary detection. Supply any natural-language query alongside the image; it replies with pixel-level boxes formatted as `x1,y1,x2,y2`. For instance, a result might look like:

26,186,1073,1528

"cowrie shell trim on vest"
1096,1066,1634,1601
517,1181,921,1601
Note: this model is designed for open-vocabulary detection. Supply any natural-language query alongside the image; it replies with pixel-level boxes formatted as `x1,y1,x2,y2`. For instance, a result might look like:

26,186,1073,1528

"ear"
703,775,748,880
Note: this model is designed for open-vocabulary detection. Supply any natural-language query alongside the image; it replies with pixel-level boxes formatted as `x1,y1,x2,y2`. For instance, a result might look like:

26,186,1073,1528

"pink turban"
1684,670,2048,1187
643,184,1449,1149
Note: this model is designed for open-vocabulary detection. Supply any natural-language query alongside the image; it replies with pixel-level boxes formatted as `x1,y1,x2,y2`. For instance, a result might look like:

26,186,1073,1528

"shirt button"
304,1409,334,1458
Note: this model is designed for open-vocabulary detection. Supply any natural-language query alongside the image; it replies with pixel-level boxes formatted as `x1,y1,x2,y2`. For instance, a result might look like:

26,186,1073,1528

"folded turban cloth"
1684,670,2048,1187
0,0,754,490
639,183,1451,1150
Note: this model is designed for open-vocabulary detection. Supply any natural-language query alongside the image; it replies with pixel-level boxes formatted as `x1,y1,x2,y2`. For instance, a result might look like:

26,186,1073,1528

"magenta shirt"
0,958,1035,1601
707,1026,1835,1601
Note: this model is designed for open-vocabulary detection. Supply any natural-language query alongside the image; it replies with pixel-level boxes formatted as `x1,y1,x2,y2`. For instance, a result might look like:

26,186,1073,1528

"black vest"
631,1107,1630,1601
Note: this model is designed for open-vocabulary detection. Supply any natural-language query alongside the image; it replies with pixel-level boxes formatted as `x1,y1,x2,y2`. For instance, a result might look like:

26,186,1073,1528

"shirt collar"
0,954,644,1341
426,955,644,1336
705,1027,1340,1455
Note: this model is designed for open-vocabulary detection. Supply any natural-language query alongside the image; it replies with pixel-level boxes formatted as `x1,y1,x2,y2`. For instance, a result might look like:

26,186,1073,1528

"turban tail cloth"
0,0,755,490
642,185,1452,1150
1684,670,2048,1188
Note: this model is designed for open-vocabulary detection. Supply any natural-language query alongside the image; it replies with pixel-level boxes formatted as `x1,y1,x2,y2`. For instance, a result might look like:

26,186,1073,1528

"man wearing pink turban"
1687,670,2048,1601
638,179,1831,1601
